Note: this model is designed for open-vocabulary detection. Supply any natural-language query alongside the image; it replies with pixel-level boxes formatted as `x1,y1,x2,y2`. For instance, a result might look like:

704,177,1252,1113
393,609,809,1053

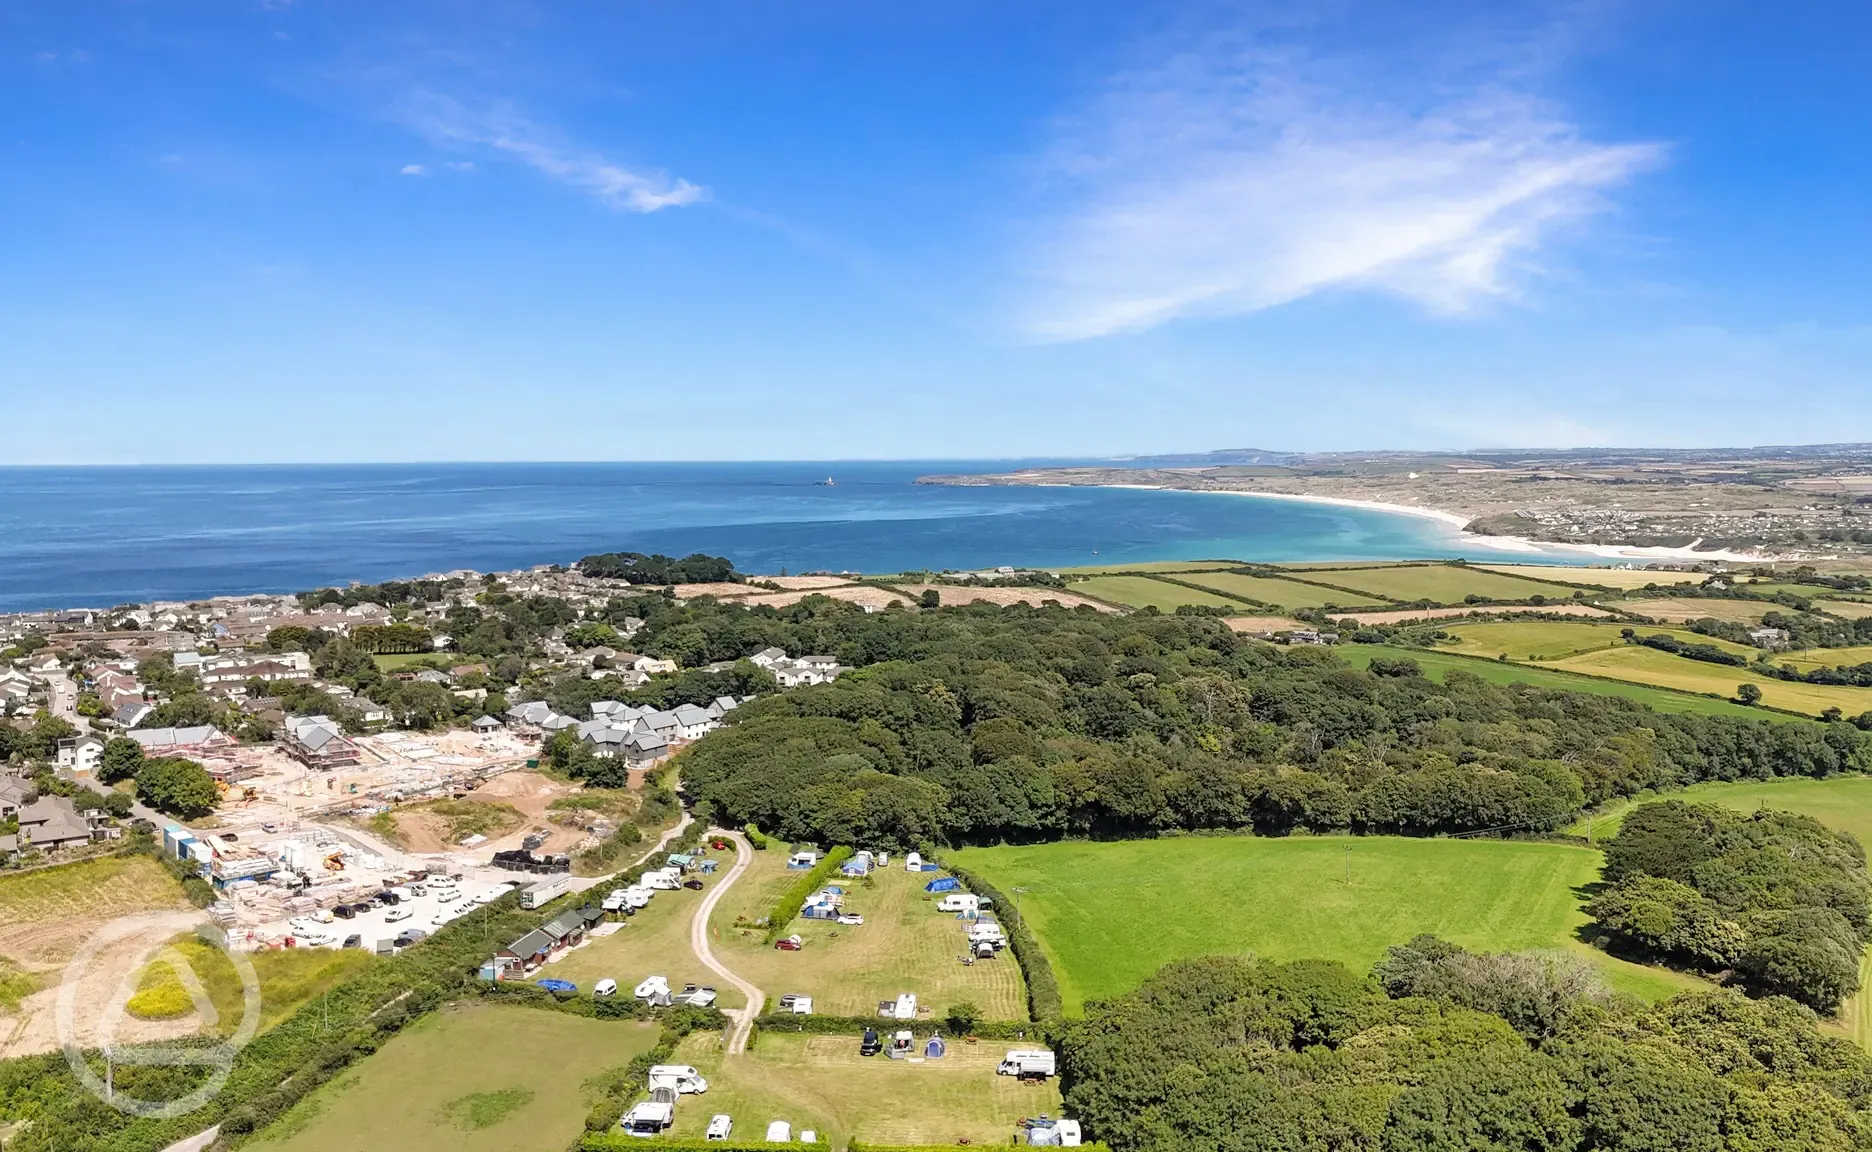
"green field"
953,836,1699,1013
1819,601,1872,620
1440,620,1759,662
710,851,1026,1020
371,652,449,672
1740,582,1872,602
660,1030,1061,1146
1174,571,1386,610
1779,644,1872,671
1056,560,1242,575
1551,646,1872,717
254,1003,659,1152
129,934,378,1032
1338,645,1777,720
1474,565,1702,590
544,860,743,1008
1292,564,1586,604
1066,575,1244,612
1566,775,1872,846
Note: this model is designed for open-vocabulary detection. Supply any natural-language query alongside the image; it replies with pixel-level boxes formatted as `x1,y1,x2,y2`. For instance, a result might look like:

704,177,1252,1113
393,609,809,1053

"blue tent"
925,1035,946,1058
924,877,960,893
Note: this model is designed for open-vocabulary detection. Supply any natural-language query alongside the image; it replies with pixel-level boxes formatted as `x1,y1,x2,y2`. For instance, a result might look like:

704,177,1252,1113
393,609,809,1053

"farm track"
691,830,762,1055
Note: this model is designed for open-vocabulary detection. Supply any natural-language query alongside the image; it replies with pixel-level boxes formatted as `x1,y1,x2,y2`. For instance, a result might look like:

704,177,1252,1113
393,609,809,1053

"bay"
2,460,1537,611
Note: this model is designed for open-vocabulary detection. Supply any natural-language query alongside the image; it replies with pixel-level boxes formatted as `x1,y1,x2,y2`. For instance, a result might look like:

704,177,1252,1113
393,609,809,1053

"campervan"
647,1064,709,1094
968,921,1007,949
602,890,628,912
706,1114,734,1141
936,893,979,914
889,993,917,1020
904,851,923,872
620,1101,674,1137
999,1049,1058,1079
623,886,653,909
643,868,682,891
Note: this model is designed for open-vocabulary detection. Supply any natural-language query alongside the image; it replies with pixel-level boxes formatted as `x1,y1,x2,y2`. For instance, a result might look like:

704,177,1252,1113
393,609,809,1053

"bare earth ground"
894,584,1117,612
757,575,863,590
1331,605,1617,625
1225,616,1312,633
670,583,763,599
739,586,910,610
455,771,587,855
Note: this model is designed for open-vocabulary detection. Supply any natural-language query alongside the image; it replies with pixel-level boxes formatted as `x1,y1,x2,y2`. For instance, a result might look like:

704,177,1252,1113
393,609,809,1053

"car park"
342,934,363,949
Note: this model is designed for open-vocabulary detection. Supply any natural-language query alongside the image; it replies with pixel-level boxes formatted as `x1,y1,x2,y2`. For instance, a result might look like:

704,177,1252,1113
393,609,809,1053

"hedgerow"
763,847,853,942
941,861,1061,1024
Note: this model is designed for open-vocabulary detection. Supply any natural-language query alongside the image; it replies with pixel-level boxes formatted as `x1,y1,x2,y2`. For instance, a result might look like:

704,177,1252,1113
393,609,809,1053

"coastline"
1104,483,1777,566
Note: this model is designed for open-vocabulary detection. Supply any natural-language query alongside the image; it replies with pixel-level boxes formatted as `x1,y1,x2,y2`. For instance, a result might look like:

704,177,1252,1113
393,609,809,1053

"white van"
647,1064,709,1094
706,1114,734,1141
999,1049,1058,1078
936,893,979,914
594,978,618,997
620,1101,673,1137
643,868,681,891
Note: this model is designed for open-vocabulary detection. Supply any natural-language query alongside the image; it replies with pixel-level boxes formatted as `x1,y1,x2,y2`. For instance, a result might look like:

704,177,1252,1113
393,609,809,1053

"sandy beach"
1104,484,1778,566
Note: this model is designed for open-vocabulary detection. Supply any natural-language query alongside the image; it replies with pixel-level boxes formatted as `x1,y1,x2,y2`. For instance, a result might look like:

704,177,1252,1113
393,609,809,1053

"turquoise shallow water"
0,460,1577,610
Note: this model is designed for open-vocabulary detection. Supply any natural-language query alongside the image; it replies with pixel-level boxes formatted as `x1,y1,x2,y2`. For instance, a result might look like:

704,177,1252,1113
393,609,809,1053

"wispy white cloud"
395,91,704,213
1021,33,1665,340
399,163,426,176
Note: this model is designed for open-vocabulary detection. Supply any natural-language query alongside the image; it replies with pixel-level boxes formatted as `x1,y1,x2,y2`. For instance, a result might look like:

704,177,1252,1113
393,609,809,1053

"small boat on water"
816,476,836,486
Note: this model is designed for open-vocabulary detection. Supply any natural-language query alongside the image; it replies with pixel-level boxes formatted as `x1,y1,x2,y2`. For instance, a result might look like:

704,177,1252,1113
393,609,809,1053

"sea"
0,461,1589,612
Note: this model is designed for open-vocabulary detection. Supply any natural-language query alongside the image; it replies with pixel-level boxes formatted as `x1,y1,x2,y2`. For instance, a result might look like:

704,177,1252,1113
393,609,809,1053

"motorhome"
643,868,682,891
635,975,671,1001
706,1114,733,1141
647,1064,709,1094
999,1049,1058,1079
765,1120,792,1142
620,1101,674,1137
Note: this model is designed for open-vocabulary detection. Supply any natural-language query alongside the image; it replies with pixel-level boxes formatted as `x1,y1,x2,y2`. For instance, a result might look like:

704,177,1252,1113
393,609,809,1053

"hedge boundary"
941,860,1062,1024
750,1012,1046,1041
580,1137,829,1151
764,846,853,942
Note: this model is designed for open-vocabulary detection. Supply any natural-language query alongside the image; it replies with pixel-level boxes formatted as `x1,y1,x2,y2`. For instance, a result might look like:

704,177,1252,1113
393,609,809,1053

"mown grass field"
252,1003,659,1152
1474,565,1702,590
664,1030,1061,1147
1819,601,1872,619
1056,560,1241,575
1564,775,1872,846
1550,646,1872,717
1619,597,1782,624
370,652,448,672
1742,582,1872,602
1065,575,1244,612
127,934,378,1032
544,862,738,1007
1175,571,1387,610
1295,564,1585,604
711,851,1025,1020
1779,644,1872,671
953,837,1700,1013
1337,645,1776,720
1440,620,1759,662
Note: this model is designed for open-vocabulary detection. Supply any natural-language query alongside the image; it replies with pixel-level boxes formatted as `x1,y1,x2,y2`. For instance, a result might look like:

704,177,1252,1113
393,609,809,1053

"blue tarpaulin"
924,877,960,893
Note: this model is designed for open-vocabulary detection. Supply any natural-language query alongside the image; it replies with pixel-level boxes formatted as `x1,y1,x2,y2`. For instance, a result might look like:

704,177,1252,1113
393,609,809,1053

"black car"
860,1027,881,1056
342,934,362,949
682,879,705,890
375,891,400,905
332,904,355,920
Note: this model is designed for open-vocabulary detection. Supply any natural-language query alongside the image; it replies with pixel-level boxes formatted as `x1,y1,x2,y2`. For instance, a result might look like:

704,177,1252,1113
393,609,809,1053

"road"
44,671,79,724
689,830,762,1055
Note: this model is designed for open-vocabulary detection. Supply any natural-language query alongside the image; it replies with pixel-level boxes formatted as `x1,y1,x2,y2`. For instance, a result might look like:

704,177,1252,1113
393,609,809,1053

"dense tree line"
574,550,740,584
1062,951,1872,1152
662,600,1872,848
1586,801,1870,1011
1628,630,1752,667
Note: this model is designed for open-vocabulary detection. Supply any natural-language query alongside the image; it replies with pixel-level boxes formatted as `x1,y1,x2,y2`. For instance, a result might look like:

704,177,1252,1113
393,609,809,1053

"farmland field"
1565,775,1872,846
709,851,1025,1020
1440,621,1759,662
1336,605,1614,625
1619,597,1780,624
1056,560,1242,575
952,836,1700,1013
1065,575,1244,612
1778,644,1872,671
1550,646,1872,717
661,1030,1061,1146
1741,582,1872,602
1819,601,1872,619
1474,565,1703,590
1337,646,1776,720
1291,564,1587,604
252,1003,659,1152
1173,571,1387,609
542,861,740,1008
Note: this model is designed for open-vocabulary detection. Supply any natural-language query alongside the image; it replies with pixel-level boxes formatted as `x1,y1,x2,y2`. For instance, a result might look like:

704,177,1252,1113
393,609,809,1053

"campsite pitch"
709,850,1026,1020
663,1029,1061,1147
251,1002,658,1152
953,836,1700,1013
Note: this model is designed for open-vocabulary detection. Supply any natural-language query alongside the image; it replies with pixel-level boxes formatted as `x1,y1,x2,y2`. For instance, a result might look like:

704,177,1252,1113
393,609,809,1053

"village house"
56,735,105,773
0,775,34,819
17,795,96,853
282,714,362,769
130,725,235,756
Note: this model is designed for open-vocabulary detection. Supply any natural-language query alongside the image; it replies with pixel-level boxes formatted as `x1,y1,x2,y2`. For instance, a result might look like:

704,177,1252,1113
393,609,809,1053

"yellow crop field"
1474,565,1701,590
1778,644,1872,671
1550,646,1872,717
1819,601,1872,619
1619,598,1778,624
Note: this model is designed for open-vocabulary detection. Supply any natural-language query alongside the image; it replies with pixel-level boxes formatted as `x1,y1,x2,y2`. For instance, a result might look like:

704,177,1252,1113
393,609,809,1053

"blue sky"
3,0,1870,464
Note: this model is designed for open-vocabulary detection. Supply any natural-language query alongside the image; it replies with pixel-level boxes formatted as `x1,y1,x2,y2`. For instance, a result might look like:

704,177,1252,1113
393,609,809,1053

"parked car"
289,917,320,935
342,934,363,950
536,978,576,993
297,931,335,947
837,913,864,926
373,891,400,906
682,879,705,890
332,904,356,920
261,822,278,832
594,978,618,997
774,935,803,951
860,1028,881,1056
384,908,411,923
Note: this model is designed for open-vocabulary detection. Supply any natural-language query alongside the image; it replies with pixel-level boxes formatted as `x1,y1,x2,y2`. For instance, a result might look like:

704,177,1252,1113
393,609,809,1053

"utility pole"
1012,886,1027,931
1344,844,1351,886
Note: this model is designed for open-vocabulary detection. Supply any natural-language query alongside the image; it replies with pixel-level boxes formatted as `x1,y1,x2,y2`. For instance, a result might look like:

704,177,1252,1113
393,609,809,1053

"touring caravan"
937,893,980,914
